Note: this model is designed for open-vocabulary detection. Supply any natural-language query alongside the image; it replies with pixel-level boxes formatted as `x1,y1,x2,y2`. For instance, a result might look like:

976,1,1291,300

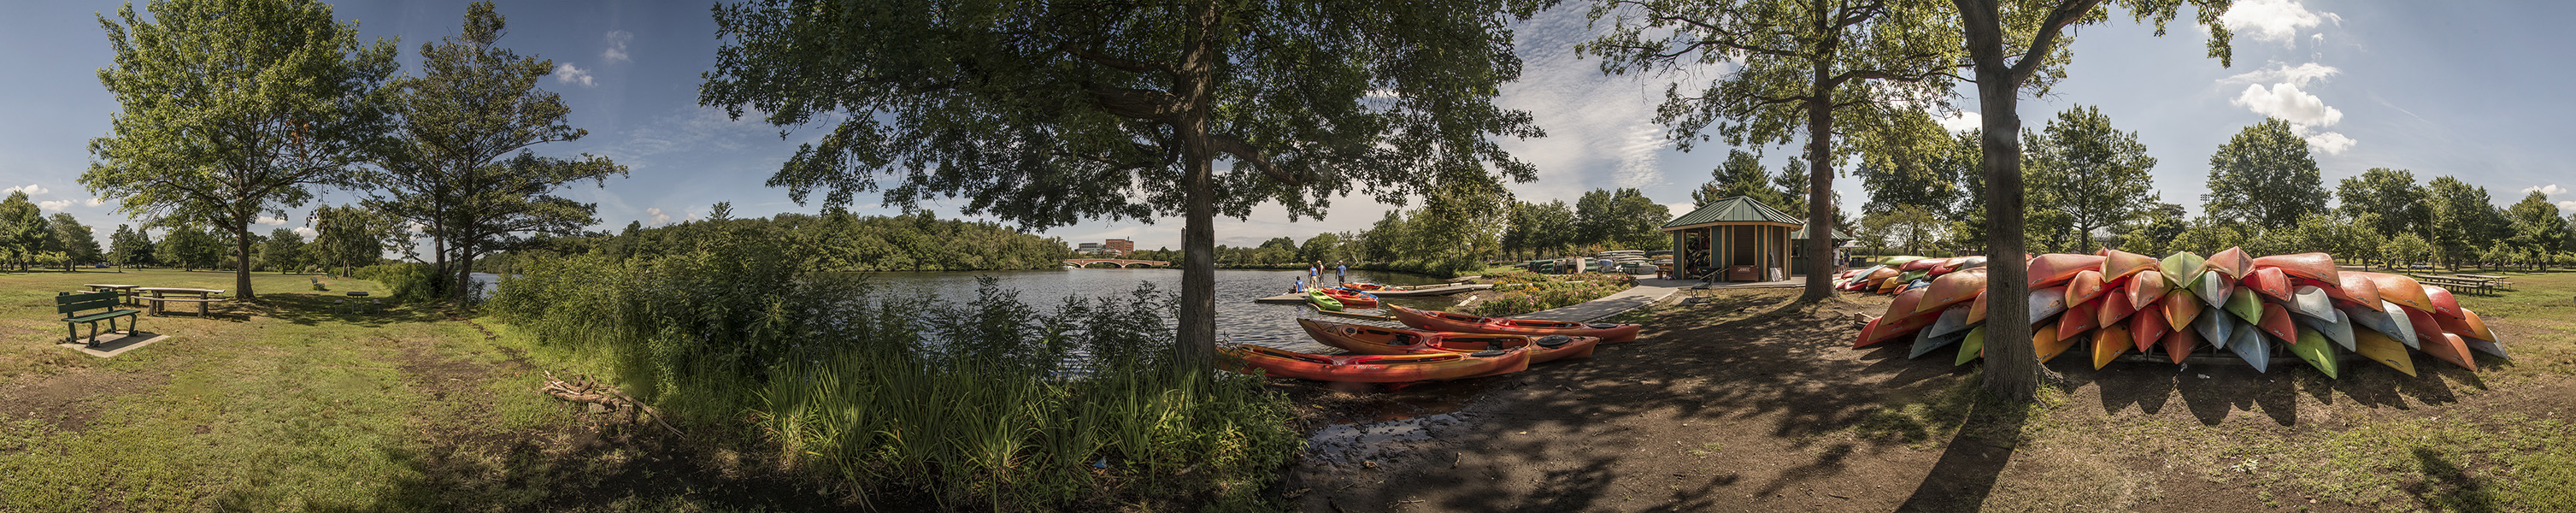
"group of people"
1291,261,1350,292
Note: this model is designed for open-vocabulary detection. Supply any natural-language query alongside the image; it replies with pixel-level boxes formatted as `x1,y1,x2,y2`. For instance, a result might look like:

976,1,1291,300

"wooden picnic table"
2407,274,2496,296
83,284,141,306
133,286,226,316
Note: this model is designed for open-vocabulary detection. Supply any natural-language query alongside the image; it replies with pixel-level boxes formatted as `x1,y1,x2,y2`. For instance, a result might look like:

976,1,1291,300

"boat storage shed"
1660,196,1846,282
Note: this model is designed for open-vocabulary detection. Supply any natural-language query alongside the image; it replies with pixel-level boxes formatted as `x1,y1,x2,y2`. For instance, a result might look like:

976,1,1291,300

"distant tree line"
1835,106,2576,270
1147,186,1674,275
475,209,1074,274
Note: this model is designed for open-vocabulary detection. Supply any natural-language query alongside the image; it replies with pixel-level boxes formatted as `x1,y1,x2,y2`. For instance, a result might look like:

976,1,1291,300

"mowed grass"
0,268,750,511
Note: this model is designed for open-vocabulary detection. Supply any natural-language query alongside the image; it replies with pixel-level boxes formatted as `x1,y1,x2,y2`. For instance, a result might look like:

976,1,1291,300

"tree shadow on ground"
1891,387,2037,513
246,292,448,327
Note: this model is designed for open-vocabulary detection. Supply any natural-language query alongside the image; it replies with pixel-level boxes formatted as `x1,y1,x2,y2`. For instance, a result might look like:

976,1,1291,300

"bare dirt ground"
1279,286,2561,512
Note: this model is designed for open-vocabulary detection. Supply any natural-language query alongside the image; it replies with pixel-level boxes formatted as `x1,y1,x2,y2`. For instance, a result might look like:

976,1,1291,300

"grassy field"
0,268,823,512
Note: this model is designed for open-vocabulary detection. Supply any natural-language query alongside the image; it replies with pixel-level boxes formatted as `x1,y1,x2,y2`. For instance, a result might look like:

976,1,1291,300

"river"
475,268,1467,353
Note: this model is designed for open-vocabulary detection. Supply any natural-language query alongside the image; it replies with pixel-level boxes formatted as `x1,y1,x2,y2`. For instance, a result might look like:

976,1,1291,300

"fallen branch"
539,370,687,439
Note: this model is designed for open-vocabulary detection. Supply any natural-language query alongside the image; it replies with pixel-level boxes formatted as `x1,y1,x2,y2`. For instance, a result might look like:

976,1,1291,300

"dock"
1250,284,1489,304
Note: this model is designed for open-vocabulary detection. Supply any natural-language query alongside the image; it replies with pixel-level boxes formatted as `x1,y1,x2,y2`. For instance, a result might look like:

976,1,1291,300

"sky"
3,0,2572,253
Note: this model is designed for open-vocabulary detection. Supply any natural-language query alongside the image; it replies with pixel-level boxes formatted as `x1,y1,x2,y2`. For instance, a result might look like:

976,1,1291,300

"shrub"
351,262,448,303
1469,274,1637,317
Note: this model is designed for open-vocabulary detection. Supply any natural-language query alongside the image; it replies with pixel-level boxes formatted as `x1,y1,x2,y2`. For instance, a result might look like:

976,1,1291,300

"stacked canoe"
1833,256,1989,296
1851,248,2508,378
1218,304,1642,383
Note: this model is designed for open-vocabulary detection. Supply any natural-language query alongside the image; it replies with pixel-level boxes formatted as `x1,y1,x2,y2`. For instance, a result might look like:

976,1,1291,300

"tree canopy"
2335,168,2428,239
2203,118,2326,231
85,0,397,298
2025,105,2157,251
698,0,1544,369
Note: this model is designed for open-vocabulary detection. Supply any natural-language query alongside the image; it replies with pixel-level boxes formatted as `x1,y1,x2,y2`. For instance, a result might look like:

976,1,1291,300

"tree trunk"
1799,59,1838,303
1961,0,2039,402
1170,0,1221,376
234,224,256,299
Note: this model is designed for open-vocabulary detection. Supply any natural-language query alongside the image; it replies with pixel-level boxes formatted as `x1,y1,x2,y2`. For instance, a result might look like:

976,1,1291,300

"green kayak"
2290,326,2340,379
1307,289,1344,311
2160,251,2206,288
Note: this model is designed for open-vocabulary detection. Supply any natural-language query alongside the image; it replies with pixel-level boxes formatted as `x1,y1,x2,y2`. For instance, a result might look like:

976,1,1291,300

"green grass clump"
1471,274,1638,316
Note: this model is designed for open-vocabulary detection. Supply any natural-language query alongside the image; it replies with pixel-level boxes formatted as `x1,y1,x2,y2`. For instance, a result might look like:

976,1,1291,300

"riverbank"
1283,272,2576,512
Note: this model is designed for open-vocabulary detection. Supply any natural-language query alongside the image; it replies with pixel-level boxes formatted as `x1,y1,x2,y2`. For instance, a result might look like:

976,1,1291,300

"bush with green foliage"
350,262,448,303
489,225,1297,510
1470,274,1637,317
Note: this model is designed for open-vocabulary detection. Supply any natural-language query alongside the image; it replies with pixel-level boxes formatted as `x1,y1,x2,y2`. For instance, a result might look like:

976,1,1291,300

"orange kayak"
1966,290,1991,325
2057,299,2101,342
2206,246,2255,280
2161,323,2201,364
2030,254,2107,288
2244,267,2293,303
2067,270,2107,305
2423,286,2461,319
2250,252,2340,286
1916,267,1988,315
2434,308,2497,342
2422,333,2477,371
2162,288,2203,332
2128,270,2169,310
2097,285,2140,327
1297,318,1600,363
1220,344,1530,382
2361,273,2436,313
2333,273,2382,308
2034,324,2077,363
2399,305,2449,348
2258,302,2297,345
2101,249,2157,283
1389,305,1643,343
2129,307,2170,353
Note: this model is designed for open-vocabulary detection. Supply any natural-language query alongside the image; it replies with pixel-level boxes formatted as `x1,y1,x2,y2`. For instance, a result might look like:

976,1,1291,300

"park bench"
56,291,141,347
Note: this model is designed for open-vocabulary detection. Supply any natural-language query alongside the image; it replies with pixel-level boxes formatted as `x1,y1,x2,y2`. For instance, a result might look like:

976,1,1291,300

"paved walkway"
1509,280,1682,322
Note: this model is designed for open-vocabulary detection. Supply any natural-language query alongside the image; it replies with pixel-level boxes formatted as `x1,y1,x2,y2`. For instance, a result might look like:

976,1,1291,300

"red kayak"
1220,344,1530,382
2029,253,2107,288
2250,252,2341,286
1314,287,1380,309
1297,318,1599,363
1390,305,1643,343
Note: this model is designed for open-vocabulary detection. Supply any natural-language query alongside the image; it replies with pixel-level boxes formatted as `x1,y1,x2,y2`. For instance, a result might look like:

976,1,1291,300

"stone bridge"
1063,258,1170,268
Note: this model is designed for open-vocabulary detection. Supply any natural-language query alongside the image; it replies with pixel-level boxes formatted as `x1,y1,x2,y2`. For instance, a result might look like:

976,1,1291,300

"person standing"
1336,262,1348,284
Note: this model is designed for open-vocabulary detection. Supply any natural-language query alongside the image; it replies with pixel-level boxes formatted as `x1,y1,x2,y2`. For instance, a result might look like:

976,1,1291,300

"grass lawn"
0,268,825,512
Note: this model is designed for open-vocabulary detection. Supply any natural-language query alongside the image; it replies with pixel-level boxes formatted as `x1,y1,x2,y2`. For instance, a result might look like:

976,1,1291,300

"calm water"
474,268,1460,352
841,268,1463,353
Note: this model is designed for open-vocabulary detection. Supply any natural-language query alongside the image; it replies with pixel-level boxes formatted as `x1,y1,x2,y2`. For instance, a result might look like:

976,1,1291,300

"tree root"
539,370,686,439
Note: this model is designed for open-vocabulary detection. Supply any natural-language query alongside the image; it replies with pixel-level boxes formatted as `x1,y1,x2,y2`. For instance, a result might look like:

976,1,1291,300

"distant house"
1104,239,1134,256
1074,242,1102,255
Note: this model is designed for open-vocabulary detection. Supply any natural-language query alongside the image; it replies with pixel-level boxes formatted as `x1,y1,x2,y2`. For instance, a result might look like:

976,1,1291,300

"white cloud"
554,63,595,87
2232,83,2342,127
1936,110,1983,133
646,207,672,226
291,227,317,238
2524,184,2567,196
603,31,632,62
85,198,106,207
2224,62,2340,87
37,200,70,211
2221,0,2338,45
5,184,47,195
257,215,288,226
2303,131,2355,155
2559,201,2576,212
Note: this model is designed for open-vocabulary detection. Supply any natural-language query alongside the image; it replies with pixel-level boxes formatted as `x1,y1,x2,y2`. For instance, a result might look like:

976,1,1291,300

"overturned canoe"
2228,322,2272,373
2029,253,2108,288
2160,251,2207,288
2163,287,2203,332
2289,327,2341,379
1956,325,1987,366
2130,306,2171,354
2092,322,2132,370
1917,267,1988,315
2360,273,2437,313
2102,249,2159,283
2244,267,2294,304
2352,328,2417,377
2250,252,2341,286
2206,246,2255,280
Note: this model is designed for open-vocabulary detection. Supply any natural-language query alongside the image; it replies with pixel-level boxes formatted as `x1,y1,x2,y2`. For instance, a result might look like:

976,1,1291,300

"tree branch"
1204,134,1299,186
2007,0,2111,86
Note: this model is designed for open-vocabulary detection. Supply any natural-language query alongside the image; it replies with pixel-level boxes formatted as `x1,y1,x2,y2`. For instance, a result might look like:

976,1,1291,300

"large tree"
2505,191,2567,269
49,213,103,270
0,192,50,270
85,0,396,299
157,226,223,271
2025,105,2157,252
1695,150,1795,209
1574,188,1671,251
1950,0,2232,400
2204,118,2326,231
700,0,1542,370
1581,0,1967,303
260,227,306,273
2423,176,2502,269
1855,109,1961,217
308,204,392,276
2334,168,2428,239
372,3,626,305
109,224,155,267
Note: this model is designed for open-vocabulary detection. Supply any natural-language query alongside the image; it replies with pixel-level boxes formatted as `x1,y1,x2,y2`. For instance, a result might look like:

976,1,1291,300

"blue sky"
3,0,2570,252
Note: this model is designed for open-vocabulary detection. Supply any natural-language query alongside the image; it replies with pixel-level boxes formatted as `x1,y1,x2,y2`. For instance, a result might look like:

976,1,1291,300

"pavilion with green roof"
1660,196,1848,281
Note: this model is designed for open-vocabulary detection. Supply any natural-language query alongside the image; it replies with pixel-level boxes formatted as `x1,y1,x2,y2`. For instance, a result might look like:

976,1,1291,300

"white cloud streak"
258,215,287,226
2221,0,2338,46
554,63,595,87
85,198,106,207
603,30,632,62
38,200,70,211
646,207,672,226
291,227,317,238
2224,62,2340,88
6,184,47,195
1936,110,1983,133
2523,184,2567,196
2559,201,2576,212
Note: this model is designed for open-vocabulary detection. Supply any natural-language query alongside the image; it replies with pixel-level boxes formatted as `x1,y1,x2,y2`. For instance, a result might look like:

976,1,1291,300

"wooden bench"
57,292,142,347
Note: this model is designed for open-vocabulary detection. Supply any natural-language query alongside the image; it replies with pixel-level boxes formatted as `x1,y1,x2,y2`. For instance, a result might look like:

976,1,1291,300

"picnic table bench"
57,291,141,347
134,286,227,316
2407,274,2497,296
2455,274,2516,291
83,284,140,306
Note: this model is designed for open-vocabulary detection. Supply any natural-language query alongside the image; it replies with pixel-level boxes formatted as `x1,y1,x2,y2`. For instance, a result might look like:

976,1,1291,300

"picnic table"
133,287,226,316
2406,274,2497,296
2456,274,2516,291
82,284,140,306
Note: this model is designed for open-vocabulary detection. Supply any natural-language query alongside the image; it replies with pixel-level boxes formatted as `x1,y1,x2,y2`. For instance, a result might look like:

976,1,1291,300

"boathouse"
1659,196,1849,282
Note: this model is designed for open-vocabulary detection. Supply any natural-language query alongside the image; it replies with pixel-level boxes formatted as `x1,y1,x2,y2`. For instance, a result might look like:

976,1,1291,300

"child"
1294,276,1305,293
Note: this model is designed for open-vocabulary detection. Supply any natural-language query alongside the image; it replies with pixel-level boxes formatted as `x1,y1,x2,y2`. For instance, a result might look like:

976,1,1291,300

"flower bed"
1468,274,1637,317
